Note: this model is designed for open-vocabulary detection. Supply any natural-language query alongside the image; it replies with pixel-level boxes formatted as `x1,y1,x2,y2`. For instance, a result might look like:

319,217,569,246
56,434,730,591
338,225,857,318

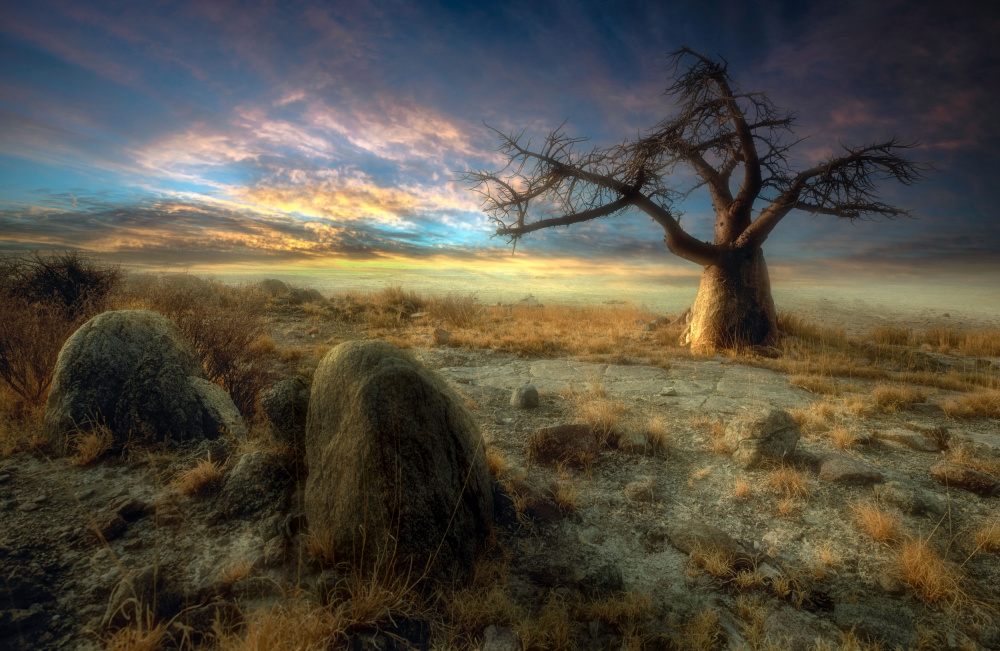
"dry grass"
0,392,45,458
790,400,837,434
553,478,581,513
692,546,736,579
70,425,113,466
944,442,1000,476
941,390,1000,419
438,546,523,647
959,329,1000,356
864,325,912,346
680,607,723,650
486,447,509,480
642,416,669,456
733,477,751,499
574,383,629,447
791,375,842,396
870,382,927,413
518,593,573,650
172,456,224,497
973,519,1000,553
827,424,859,449
896,537,968,607
768,464,808,498
104,616,167,651
853,500,902,543
219,559,255,586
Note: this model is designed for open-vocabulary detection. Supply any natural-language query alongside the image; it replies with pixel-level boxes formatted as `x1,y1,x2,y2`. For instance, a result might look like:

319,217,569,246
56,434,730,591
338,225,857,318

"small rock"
874,482,944,517
659,387,677,396
764,607,840,651
643,316,670,332
109,496,148,521
818,456,884,485
580,562,625,597
724,409,800,469
217,450,295,518
432,328,451,346
666,520,739,555
505,477,562,521
260,377,310,450
833,602,917,650
482,625,520,651
527,423,600,468
643,523,668,553
623,478,656,502
510,384,539,409
17,501,40,512
930,462,998,497
878,428,939,452
91,513,128,543
409,311,428,319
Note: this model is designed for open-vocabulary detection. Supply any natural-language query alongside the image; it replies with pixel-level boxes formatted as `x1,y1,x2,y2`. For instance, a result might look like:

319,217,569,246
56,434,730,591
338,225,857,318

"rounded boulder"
305,340,493,581
43,310,246,454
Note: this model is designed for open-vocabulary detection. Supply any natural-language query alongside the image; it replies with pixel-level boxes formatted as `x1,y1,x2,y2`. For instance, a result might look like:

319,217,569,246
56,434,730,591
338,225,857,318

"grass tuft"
853,500,902,543
172,456,224,497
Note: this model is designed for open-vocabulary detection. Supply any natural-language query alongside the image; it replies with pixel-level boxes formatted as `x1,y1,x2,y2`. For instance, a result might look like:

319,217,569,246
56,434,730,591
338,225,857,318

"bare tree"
461,48,926,350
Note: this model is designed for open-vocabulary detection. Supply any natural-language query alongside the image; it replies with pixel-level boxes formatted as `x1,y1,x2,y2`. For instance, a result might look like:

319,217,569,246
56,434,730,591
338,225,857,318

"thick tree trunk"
687,247,778,351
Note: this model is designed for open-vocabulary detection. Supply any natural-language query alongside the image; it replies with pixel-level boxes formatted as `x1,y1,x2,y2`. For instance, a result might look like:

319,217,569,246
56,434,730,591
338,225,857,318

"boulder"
877,428,939,452
724,409,800,469
260,377,310,449
43,310,245,455
509,384,539,409
304,341,493,581
288,287,324,304
216,451,295,519
666,520,739,556
259,279,289,296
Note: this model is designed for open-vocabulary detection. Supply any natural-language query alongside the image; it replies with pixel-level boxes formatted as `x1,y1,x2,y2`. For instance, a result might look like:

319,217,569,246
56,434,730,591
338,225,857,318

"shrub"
0,252,122,405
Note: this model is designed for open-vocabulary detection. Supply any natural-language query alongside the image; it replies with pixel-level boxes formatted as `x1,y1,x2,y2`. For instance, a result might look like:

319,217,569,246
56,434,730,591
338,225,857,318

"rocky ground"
2,296,999,650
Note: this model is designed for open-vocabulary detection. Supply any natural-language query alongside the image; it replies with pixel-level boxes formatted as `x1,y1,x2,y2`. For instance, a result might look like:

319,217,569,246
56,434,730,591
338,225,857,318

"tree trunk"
686,247,778,351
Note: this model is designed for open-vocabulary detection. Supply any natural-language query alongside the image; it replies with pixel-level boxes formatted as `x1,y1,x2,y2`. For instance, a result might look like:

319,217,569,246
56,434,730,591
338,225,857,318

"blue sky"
1,0,998,282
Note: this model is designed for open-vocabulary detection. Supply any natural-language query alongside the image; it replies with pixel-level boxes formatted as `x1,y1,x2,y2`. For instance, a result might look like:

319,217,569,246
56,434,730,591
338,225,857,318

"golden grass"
681,607,723,650
827,424,859,449
104,616,167,651
896,537,968,607
692,546,735,579
733,477,751,499
959,329,1000,356
790,400,837,434
553,478,581,513
172,456,224,497
941,390,1000,419
642,416,669,457
70,425,113,466
518,593,573,651
853,500,902,543
768,464,808,499
973,519,1000,553
0,396,45,458
790,375,842,396
870,382,927,413
574,383,629,447
864,325,912,346
486,447,509,480
218,559,255,586
438,548,523,647
944,442,1000,476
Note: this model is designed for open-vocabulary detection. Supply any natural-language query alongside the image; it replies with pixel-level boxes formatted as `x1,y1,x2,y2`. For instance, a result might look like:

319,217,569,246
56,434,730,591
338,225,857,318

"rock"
930,462,998,496
90,513,128,543
833,602,917,650
509,384,539,409
659,387,677,396
666,520,739,555
482,624,520,651
874,482,944,517
305,341,493,581
217,451,295,518
43,310,245,454
643,523,668,553
878,428,939,452
724,409,800,469
504,477,562,522
818,456,884,485
763,607,840,651
258,279,290,296
260,377,310,449
527,424,600,468
432,328,451,346
287,287,324,304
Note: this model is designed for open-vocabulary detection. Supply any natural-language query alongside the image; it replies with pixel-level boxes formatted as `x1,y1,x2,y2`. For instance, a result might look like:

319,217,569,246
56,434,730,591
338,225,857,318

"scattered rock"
217,450,295,518
305,341,493,581
930,462,998,496
874,481,944,517
666,520,739,556
724,409,800,469
510,384,539,409
527,423,600,468
91,512,128,543
878,428,940,452
818,456,884,485
482,624,520,651
504,477,562,521
43,310,245,454
580,561,625,597
288,287,323,304
432,328,451,346
643,523,668,553
659,386,677,396
260,377,310,449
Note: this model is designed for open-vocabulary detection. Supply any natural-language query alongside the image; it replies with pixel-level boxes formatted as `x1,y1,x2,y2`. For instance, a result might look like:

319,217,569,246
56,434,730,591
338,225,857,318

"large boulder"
258,279,290,296
43,310,246,454
305,340,493,581
724,409,800,469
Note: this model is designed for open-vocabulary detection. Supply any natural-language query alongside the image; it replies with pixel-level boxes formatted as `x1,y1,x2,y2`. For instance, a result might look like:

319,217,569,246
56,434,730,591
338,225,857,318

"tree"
460,48,926,350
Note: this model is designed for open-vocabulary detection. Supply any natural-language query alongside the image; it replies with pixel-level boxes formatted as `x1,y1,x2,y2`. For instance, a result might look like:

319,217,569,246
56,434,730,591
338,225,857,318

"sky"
1,0,999,294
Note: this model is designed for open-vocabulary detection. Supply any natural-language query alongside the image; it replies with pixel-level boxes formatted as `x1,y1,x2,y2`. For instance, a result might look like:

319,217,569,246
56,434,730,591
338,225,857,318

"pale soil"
2,298,999,650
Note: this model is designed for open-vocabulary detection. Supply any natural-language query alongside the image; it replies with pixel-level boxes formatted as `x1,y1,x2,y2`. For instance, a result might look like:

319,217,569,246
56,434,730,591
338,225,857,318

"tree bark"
686,247,778,350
